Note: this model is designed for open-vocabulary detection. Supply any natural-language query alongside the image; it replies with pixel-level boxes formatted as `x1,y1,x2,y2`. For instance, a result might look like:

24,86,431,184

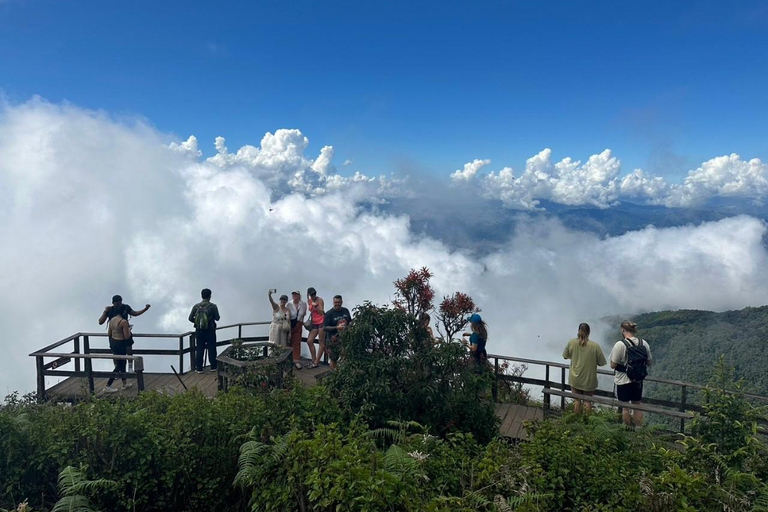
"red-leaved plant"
436,292,479,342
392,267,435,317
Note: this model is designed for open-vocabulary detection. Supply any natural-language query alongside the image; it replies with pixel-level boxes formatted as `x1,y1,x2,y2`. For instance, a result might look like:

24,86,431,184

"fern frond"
51,495,98,512
752,487,768,511
505,492,554,507
368,427,404,445
237,441,270,469
383,445,418,475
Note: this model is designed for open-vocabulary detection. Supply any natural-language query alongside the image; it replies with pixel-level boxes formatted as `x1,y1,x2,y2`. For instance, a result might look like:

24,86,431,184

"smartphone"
269,288,277,294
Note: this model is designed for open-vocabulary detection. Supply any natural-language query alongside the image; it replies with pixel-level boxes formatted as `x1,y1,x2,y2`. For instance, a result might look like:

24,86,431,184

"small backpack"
617,338,649,382
194,302,213,330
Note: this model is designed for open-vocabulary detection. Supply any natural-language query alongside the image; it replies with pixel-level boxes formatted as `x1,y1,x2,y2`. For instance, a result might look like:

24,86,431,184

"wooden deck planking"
500,404,521,438
497,404,541,440
44,356,331,402
46,362,539,440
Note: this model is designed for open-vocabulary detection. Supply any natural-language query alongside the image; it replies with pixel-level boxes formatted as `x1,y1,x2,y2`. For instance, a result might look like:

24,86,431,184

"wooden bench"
542,388,695,422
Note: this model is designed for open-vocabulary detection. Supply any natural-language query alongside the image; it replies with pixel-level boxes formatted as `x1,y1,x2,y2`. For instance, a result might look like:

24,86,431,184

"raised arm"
188,304,197,323
268,291,278,311
130,304,151,317
98,306,111,325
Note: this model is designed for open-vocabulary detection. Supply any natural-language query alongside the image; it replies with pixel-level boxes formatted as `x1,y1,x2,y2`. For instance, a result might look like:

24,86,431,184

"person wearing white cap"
287,290,306,369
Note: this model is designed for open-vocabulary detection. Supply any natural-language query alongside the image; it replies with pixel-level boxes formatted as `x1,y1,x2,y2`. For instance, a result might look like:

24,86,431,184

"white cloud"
477,148,622,209
665,154,768,207
458,149,768,210
169,135,202,158
2,98,768,396
450,158,491,182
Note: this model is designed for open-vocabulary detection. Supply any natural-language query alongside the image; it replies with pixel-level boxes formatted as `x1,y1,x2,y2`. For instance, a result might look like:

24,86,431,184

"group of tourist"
562,321,653,426
266,287,352,371
97,290,650,428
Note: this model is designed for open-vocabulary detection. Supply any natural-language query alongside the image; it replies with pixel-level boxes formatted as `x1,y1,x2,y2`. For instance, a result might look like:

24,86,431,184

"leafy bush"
324,302,499,442
0,385,342,512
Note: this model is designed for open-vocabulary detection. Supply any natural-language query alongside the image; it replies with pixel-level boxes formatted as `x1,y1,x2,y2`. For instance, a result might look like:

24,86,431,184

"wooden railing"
31,329,768,430
489,353,768,432
29,321,285,400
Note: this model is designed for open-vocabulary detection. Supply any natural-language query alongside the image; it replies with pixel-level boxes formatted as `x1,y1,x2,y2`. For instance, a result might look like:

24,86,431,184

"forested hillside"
611,306,768,395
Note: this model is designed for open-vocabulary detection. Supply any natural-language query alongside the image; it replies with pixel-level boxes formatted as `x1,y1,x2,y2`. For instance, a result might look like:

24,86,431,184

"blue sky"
1,0,766,179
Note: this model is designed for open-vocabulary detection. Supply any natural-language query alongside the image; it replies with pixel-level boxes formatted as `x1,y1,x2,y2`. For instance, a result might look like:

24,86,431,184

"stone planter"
217,341,292,392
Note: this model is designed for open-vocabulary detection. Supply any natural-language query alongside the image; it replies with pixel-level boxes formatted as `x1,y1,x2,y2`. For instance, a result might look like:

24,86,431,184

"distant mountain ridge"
375,197,765,252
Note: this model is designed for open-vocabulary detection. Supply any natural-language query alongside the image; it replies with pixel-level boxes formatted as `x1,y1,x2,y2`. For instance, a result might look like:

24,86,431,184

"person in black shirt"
188,288,221,373
98,295,151,372
323,295,352,370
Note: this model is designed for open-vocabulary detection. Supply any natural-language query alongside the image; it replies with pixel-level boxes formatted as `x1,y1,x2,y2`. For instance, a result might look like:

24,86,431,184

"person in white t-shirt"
287,291,307,370
610,320,653,427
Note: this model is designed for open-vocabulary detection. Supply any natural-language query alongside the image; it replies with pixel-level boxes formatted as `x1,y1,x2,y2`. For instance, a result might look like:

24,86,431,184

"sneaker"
210,367,217,372
104,386,118,393
195,369,204,374
121,382,133,390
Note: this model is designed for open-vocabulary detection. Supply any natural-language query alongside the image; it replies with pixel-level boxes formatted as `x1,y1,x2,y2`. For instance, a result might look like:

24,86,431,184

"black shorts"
616,381,643,402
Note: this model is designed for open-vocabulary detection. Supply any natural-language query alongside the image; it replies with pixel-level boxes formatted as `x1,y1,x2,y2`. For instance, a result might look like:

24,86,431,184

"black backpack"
616,338,649,382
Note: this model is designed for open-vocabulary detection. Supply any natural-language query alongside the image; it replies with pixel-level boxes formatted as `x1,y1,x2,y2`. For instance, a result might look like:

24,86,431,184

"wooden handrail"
542,389,695,420
488,353,768,404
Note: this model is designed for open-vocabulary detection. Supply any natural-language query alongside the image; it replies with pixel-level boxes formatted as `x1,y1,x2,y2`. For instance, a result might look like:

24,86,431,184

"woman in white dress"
268,290,291,346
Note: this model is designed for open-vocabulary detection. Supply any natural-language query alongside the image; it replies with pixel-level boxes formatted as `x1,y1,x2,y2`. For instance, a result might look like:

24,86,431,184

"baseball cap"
468,313,482,324
291,290,301,296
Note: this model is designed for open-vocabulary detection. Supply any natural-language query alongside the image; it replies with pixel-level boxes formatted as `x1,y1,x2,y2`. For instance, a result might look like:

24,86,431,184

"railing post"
189,333,196,374
680,385,687,433
492,357,499,402
238,324,242,339
544,364,551,410
561,367,566,410
179,336,184,374
84,335,94,393
135,356,145,392
36,356,46,401
74,336,81,372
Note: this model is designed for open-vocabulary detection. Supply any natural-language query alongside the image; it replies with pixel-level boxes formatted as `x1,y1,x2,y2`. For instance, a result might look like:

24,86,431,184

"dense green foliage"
324,302,499,442
0,385,342,512
3,298,768,511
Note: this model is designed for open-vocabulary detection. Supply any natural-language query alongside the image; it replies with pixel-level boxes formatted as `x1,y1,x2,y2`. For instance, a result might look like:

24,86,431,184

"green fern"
51,495,97,512
50,467,116,512
383,445,418,475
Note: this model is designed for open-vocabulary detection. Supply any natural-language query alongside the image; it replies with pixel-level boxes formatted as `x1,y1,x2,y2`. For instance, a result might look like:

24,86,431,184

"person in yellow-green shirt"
562,323,607,414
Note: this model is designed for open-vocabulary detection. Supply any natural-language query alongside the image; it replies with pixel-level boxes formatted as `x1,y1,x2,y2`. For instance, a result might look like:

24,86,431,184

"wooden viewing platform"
31,322,768,441
45,357,330,401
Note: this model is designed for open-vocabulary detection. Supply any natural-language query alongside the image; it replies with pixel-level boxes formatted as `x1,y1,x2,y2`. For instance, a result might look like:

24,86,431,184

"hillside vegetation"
2,274,767,511
618,306,768,395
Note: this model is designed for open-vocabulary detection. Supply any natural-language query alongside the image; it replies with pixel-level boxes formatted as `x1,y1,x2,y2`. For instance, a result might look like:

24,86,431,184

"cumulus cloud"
666,154,768,207
2,98,768,396
199,130,399,198
458,149,768,210
450,159,491,182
